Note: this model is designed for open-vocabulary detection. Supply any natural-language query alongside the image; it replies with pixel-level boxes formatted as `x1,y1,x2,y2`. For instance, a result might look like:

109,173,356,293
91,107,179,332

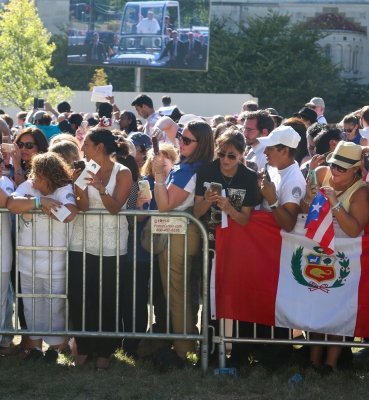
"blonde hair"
49,140,81,169
49,133,81,148
29,153,72,193
141,143,179,179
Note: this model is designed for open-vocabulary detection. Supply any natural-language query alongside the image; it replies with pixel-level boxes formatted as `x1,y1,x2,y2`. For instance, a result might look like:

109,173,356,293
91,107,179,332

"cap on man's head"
258,126,301,149
57,101,71,113
130,132,152,151
178,114,204,126
305,97,325,108
33,111,47,122
293,107,317,123
266,108,283,121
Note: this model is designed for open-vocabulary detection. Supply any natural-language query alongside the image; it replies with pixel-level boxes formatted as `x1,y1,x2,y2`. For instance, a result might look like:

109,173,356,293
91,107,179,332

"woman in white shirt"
7,153,77,363
70,128,132,370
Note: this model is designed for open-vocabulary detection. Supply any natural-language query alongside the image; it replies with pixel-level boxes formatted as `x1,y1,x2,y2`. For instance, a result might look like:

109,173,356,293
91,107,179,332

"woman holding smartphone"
194,129,260,366
69,128,132,371
152,121,214,368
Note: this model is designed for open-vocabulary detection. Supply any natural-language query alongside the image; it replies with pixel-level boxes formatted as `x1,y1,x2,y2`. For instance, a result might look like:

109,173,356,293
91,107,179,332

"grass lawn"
1,346,369,399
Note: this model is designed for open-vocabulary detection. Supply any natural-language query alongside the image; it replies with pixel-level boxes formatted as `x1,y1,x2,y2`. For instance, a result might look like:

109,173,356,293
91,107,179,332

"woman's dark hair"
307,122,324,139
216,129,246,154
121,110,138,133
68,113,83,129
343,114,359,126
87,128,130,157
183,121,214,165
314,125,343,155
283,117,307,165
15,127,49,154
116,154,139,182
213,121,234,141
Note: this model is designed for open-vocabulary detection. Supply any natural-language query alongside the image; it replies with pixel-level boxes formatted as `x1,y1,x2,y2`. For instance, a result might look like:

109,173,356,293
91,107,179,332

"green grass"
1,347,369,399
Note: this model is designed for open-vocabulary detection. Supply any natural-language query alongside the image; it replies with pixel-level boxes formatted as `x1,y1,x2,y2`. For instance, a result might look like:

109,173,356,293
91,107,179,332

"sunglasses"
177,132,198,146
329,163,348,173
217,151,237,160
17,141,35,149
345,128,355,133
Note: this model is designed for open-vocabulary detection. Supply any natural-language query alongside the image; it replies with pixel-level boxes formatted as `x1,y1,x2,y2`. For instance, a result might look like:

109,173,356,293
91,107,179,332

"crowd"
0,93,369,376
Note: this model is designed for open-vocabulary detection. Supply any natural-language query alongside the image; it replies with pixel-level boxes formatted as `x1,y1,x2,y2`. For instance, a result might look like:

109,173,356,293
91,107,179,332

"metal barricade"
214,320,369,368
0,208,209,373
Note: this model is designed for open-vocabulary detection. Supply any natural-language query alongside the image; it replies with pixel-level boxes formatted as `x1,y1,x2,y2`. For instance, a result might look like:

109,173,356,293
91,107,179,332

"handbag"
141,218,168,254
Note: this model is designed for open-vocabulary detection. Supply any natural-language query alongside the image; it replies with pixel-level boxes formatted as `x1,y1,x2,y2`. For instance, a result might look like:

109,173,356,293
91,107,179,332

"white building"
211,0,369,82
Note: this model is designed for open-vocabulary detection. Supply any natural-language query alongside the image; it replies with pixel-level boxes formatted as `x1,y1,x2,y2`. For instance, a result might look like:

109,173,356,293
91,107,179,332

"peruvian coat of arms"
291,246,350,293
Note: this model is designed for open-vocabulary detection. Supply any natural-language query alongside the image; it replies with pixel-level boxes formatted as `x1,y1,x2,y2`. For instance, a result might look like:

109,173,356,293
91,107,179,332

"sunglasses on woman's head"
17,141,35,149
217,151,237,160
177,132,198,146
329,163,348,173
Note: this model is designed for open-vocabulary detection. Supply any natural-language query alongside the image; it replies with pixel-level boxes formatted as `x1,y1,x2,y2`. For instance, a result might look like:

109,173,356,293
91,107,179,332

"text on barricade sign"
151,217,188,234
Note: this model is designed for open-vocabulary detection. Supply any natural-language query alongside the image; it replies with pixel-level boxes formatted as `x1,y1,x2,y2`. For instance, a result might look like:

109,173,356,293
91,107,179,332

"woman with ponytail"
69,128,133,370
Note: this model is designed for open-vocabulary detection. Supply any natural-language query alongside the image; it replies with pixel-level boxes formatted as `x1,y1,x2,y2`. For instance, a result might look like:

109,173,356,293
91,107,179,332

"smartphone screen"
309,169,317,185
33,97,38,109
264,163,271,182
38,98,44,109
210,182,222,196
152,137,159,155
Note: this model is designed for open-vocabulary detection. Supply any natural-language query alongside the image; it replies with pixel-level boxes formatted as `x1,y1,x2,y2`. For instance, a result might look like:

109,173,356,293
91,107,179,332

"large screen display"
67,0,210,71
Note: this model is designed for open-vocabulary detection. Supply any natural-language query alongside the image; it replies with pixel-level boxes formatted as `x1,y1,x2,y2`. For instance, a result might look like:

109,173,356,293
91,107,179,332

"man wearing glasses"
305,97,327,124
243,110,274,171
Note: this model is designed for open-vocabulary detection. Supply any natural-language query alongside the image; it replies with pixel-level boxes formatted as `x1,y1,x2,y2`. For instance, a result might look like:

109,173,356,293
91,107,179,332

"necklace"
220,165,238,186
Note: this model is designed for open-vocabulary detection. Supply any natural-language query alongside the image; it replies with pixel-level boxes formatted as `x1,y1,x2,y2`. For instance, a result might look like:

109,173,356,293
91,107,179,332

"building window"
325,45,332,59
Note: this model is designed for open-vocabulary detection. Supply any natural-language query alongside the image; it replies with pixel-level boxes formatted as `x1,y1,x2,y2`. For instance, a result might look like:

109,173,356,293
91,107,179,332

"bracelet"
231,211,239,220
331,201,342,213
302,196,312,206
34,197,41,209
269,199,279,209
14,169,23,176
154,182,166,186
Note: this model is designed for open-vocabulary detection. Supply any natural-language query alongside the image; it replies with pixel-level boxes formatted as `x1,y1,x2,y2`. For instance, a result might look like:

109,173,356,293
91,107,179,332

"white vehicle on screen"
109,1,180,67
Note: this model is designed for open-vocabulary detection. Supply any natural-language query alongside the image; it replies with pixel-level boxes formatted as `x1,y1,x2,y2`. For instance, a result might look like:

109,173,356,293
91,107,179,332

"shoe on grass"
44,347,59,364
353,347,369,360
24,348,43,361
320,364,334,378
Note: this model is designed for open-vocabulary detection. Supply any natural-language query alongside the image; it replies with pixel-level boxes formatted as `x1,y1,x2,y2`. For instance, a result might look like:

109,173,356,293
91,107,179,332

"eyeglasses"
17,141,35,149
329,163,348,173
177,132,198,146
243,128,259,134
345,128,355,133
217,151,237,160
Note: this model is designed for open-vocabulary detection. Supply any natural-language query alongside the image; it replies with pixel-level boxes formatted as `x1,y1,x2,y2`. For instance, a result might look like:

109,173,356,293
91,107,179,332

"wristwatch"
100,188,109,196
14,169,24,175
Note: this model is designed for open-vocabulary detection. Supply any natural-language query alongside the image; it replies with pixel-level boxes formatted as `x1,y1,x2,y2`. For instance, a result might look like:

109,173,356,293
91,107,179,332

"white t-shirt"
262,161,306,212
13,181,76,279
0,176,14,273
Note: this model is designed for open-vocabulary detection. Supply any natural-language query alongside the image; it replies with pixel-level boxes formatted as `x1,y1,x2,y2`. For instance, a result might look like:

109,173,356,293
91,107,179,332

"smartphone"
38,98,44,109
138,180,152,199
2,143,14,153
210,182,222,196
264,163,271,182
364,153,369,171
73,160,86,170
309,169,317,185
152,136,160,155
33,97,38,109
81,121,88,129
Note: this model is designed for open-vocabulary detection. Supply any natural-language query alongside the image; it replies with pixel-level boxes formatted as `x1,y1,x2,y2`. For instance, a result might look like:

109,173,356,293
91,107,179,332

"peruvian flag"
214,211,369,337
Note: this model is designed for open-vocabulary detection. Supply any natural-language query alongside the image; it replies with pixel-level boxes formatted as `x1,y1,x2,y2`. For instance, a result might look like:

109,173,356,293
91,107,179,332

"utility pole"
89,0,94,31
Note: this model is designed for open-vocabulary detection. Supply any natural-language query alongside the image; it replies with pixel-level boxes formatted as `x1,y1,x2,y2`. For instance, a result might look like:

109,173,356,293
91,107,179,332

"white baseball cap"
258,126,301,149
305,97,325,108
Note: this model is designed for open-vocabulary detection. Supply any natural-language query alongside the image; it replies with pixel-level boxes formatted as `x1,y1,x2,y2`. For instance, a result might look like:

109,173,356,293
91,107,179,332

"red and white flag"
214,211,369,337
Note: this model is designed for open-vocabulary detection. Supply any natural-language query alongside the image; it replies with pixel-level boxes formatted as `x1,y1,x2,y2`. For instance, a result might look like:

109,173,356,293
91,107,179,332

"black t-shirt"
195,159,260,243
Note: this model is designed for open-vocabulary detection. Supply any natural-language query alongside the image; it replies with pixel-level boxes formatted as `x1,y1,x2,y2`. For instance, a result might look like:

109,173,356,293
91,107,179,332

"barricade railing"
214,320,369,368
0,208,209,373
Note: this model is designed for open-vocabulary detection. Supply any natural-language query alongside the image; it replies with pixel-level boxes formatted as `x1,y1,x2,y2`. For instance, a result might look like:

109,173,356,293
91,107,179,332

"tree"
89,69,108,90
0,0,73,110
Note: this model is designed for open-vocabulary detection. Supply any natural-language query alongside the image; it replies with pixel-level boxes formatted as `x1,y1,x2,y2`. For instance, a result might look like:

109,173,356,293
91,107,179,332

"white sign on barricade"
151,217,187,234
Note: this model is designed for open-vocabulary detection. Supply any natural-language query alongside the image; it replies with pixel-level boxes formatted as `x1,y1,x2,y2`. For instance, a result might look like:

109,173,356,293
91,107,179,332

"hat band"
334,153,360,165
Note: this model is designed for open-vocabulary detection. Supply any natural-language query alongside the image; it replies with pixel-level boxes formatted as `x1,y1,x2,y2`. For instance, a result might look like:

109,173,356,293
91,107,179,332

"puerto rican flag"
214,211,369,336
304,189,334,255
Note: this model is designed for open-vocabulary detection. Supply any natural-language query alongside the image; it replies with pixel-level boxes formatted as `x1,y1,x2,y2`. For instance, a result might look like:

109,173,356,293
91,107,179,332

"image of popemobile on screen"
67,0,210,71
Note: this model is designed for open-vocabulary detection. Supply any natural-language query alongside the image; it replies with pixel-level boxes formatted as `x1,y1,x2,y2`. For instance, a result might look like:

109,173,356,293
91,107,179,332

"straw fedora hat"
326,141,362,169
